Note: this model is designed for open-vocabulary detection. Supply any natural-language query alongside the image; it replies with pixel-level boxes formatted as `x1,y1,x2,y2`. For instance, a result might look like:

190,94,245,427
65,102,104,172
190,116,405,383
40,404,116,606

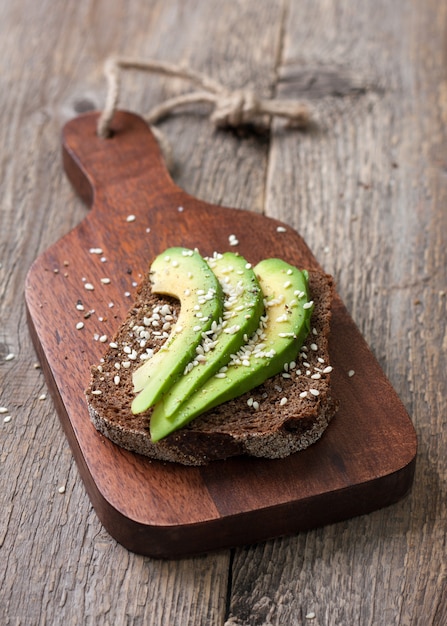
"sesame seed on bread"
85,270,338,466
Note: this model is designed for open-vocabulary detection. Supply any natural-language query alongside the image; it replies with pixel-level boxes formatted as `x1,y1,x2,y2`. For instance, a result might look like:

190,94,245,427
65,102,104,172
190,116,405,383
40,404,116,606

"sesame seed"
89,247,103,254
178,206,184,212
276,226,287,233
91,389,102,395
348,369,355,377
309,389,320,396
5,353,15,361
114,375,120,385
39,393,47,400
299,391,308,398
126,214,136,222
280,397,288,406
323,366,333,373
252,401,259,410
310,343,318,351
0,407,8,414
99,335,108,343
84,283,94,291
58,485,66,494
100,278,111,284
76,322,84,330
305,611,316,620
3,415,12,423
303,301,313,309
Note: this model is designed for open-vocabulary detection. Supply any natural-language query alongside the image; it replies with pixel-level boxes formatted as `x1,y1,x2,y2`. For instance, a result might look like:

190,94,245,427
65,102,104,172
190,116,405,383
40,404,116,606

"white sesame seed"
323,366,333,373
280,397,288,406
109,342,118,348
91,390,102,395
305,611,316,620
5,353,15,361
276,226,287,233
89,247,103,254
100,278,111,284
348,369,355,377
303,301,313,309
39,393,47,400
0,407,8,414
76,322,84,330
310,343,318,351
309,389,320,396
58,485,66,494
84,283,94,291
299,391,308,398
99,335,108,343
114,375,120,385
76,303,85,311
126,214,136,222
252,401,259,410
3,415,12,423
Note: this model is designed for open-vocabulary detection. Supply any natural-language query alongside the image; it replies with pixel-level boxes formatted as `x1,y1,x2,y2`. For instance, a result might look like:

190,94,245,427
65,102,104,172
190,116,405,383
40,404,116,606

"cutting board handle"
62,110,176,208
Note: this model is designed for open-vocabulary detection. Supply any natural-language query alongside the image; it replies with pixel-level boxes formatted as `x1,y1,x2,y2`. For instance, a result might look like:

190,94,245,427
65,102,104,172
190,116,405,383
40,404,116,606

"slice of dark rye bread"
85,269,338,466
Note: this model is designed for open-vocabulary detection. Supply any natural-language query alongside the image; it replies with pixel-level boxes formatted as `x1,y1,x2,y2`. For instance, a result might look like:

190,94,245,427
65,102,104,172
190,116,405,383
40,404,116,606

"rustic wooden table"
1,1,446,624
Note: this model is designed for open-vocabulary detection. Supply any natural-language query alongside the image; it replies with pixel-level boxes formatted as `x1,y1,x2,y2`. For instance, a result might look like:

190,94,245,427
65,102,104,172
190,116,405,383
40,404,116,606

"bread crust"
85,270,338,465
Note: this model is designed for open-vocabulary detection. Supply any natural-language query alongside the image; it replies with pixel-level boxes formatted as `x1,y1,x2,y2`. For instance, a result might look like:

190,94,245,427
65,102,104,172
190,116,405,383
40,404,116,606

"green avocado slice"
150,258,313,441
131,247,223,414
158,251,264,418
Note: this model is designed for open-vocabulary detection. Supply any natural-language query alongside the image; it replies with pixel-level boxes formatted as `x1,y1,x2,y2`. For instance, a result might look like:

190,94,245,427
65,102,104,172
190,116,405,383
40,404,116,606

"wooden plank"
225,1,447,625
0,0,284,623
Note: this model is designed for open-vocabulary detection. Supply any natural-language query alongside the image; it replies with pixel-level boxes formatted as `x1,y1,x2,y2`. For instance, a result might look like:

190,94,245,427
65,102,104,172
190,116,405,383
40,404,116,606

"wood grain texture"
1,0,446,625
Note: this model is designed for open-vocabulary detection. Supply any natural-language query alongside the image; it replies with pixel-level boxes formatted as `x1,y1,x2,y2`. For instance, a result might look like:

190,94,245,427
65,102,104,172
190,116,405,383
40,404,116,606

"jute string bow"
97,56,311,140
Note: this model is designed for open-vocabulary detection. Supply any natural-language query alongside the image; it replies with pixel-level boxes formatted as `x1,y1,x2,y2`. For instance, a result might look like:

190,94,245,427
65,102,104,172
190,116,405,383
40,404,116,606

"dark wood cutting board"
25,111,417,558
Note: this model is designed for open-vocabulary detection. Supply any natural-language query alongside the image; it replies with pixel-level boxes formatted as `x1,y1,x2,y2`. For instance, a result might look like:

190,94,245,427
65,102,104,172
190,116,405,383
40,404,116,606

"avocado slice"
131,247,224,414
158,251,264,418
150,258,313,441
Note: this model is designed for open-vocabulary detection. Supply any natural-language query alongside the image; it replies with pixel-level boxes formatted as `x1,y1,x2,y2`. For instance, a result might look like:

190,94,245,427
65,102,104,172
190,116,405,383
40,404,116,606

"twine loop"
97,56,311,140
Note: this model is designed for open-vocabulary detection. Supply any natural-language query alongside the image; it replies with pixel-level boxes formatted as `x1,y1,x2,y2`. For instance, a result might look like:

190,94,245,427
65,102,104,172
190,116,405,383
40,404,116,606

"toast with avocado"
85,249,337,466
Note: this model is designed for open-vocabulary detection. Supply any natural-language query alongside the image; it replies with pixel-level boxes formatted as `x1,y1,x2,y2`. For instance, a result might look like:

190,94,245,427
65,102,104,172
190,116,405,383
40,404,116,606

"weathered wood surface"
1,0,445,624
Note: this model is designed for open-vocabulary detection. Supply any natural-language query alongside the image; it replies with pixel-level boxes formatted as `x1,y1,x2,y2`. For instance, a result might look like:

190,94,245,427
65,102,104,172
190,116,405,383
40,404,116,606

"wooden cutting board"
25,111,417,559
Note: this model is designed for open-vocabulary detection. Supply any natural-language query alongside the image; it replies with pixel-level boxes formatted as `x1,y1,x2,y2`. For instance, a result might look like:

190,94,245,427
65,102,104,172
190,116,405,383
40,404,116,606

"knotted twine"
97,56,311,147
